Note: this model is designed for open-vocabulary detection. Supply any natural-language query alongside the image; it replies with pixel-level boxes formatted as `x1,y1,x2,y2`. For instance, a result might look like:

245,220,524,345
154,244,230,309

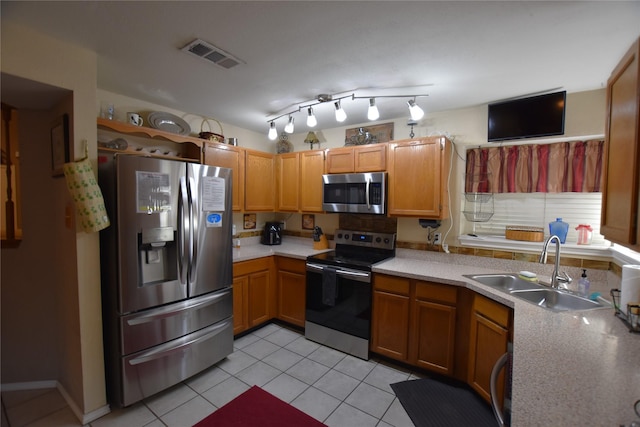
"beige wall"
1,22,106,419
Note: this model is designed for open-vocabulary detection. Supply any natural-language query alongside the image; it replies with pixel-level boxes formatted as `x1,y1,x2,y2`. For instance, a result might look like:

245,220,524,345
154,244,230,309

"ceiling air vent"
181,39,243,69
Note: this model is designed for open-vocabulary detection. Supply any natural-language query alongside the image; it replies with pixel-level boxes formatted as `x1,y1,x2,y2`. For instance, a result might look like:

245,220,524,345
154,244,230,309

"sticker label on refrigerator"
206,212,223,227
202,176,225,211
136,171,172,214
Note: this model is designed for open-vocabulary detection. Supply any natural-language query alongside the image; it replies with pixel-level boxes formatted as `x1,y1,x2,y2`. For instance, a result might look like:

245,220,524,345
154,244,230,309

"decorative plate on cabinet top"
148,112,191,135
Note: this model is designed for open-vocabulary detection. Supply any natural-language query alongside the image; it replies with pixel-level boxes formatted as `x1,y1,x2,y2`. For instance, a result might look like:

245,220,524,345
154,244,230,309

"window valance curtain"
465,139,604,194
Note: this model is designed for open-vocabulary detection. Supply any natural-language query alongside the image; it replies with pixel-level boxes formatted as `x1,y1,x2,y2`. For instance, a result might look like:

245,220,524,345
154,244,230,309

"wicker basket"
199,118,225,143
505,226,544,242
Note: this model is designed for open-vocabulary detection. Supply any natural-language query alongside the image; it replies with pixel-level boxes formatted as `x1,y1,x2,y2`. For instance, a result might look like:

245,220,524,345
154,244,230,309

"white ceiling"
2,1,639,135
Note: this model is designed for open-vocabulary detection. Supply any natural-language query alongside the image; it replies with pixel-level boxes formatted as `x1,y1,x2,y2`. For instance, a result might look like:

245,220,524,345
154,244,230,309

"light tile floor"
1,323,418,427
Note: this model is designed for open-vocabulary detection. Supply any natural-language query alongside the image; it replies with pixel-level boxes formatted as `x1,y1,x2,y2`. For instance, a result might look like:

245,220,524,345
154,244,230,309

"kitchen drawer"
415,281,457,305
374,274,410,295
234,256,271,276
120,288,232,354
121,317,233,407
474,294,510,328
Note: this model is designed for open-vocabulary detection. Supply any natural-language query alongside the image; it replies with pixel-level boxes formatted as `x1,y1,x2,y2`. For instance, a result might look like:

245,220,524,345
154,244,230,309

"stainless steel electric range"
305,229,396,360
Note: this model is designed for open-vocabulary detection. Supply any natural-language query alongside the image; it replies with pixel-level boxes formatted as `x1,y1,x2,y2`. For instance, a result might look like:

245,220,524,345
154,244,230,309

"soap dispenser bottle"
577,269,590,297
549,218,569,243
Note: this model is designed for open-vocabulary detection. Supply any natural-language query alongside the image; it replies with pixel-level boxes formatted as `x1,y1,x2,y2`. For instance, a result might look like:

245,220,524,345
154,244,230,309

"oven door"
305,262,372,340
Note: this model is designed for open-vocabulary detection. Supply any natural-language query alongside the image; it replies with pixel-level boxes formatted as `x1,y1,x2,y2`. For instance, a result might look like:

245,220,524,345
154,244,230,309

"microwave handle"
366,177,371,210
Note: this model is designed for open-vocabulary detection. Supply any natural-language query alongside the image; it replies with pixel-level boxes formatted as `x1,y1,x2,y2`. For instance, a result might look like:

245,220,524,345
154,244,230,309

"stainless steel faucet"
539,235,572,289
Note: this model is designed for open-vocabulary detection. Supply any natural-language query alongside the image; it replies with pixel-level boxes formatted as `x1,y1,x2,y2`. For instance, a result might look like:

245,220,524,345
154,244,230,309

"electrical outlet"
433,232,442,245
282,221,286,230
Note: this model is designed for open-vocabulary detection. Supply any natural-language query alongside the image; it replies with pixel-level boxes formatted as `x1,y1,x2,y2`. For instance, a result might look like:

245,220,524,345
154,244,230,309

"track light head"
307,107,317,127
367,98,380,121
284,116,295,133
268,121,278,140
334,101,347,122
407,99,425,120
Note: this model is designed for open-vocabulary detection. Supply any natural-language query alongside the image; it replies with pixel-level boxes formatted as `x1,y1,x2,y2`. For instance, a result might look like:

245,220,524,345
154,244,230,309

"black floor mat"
391,378,497,427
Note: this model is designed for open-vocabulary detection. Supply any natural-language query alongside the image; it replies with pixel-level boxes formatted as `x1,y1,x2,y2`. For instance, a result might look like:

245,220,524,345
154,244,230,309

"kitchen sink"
464,273,605,312
510,288,604,311
463,273,545,292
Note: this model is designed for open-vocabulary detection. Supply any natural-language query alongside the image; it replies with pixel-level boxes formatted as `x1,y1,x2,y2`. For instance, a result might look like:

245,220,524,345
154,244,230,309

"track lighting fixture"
334,101,347,122
407,99,425,120
284,116,295,133
265,92,428,138
367,98,380,121
307,107,317,127
268,121,277,140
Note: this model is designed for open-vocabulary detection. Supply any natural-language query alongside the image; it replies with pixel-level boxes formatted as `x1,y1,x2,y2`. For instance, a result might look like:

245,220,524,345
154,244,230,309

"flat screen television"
487,91,566,142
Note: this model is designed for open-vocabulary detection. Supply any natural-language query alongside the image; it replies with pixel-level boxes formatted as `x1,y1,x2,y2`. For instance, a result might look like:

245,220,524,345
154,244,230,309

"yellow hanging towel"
63,158,110,233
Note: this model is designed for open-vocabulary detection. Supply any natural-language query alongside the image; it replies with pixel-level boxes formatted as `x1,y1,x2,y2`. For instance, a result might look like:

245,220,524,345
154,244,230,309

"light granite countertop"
234,239,640,426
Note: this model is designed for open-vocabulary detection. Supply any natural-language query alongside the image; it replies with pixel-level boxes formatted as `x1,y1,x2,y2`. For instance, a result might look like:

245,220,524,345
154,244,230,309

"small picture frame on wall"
51,114,70,177
243,213,256,229
302,214,315,230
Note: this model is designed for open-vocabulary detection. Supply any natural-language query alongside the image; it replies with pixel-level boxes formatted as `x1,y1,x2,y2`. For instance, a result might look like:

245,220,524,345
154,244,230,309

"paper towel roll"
621,265,640,313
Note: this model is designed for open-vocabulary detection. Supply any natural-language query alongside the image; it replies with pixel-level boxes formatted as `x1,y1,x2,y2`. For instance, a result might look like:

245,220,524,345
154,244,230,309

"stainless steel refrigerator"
98,153,233,407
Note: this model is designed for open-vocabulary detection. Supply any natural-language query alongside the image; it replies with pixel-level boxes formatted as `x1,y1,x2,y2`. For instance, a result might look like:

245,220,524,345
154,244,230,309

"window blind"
468,192,606,245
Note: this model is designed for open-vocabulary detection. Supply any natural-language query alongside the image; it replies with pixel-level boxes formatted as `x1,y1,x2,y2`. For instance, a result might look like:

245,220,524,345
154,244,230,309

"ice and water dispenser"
138,226,178,285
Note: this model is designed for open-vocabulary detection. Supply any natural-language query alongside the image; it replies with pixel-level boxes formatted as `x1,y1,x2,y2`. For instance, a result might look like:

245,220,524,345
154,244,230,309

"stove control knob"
337,233,343,239
384,238,390,244
375,237,382,243
344,234,350,240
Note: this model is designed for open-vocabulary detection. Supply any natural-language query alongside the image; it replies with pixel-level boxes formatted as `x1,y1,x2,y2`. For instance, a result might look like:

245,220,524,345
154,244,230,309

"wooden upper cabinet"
354,144,387,172
387,137,451,218
601,37,640,248
244,149,275,212
325,144,386,173
300,150,325,212
276,152,300,212
203,141,244,212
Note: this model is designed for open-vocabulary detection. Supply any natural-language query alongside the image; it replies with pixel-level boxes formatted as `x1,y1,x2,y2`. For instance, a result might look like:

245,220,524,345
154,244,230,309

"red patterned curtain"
465,140,604,193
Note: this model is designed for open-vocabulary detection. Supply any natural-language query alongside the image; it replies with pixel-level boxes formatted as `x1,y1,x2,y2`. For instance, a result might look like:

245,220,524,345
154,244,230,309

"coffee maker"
261,222,282,245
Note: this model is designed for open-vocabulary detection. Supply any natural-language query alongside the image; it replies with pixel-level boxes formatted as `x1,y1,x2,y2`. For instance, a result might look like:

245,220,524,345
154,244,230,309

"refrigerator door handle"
128,318,232,366
126,289,232,326
187,176,198,283
178,176,190,285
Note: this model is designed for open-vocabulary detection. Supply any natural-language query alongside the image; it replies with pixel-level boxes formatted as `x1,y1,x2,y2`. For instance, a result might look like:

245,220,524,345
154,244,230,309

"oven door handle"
306,262,371,280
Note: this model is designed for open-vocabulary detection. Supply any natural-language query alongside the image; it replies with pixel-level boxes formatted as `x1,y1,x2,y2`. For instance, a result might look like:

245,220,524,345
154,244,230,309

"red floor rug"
193,385,327,427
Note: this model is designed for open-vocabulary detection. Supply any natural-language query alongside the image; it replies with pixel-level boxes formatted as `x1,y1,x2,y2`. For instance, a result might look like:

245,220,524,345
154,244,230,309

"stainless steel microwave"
322,172,386,214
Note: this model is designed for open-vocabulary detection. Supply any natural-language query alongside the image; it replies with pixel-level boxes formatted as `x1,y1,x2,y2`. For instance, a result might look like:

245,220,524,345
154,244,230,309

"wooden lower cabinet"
232,257,275,335
468,294,512,404
412,281,457,375
372,274,512,400
371,275,457,372
371,275,411,361
232,275,249,335
275,257,306,327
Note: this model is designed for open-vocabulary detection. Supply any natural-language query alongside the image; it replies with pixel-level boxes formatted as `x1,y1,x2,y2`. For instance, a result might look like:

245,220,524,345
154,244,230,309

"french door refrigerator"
98,153,233,407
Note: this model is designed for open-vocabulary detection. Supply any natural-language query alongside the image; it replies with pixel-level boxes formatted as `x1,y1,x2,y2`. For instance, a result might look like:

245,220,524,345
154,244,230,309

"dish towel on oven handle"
63,157,110,233
322,266,337,306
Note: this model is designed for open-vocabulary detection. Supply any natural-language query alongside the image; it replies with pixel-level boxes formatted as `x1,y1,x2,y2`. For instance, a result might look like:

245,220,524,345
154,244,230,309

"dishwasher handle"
490,351,510,427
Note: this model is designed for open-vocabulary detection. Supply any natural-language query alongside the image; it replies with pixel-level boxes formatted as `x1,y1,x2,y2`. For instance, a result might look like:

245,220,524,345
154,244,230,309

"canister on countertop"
576,224,593,245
